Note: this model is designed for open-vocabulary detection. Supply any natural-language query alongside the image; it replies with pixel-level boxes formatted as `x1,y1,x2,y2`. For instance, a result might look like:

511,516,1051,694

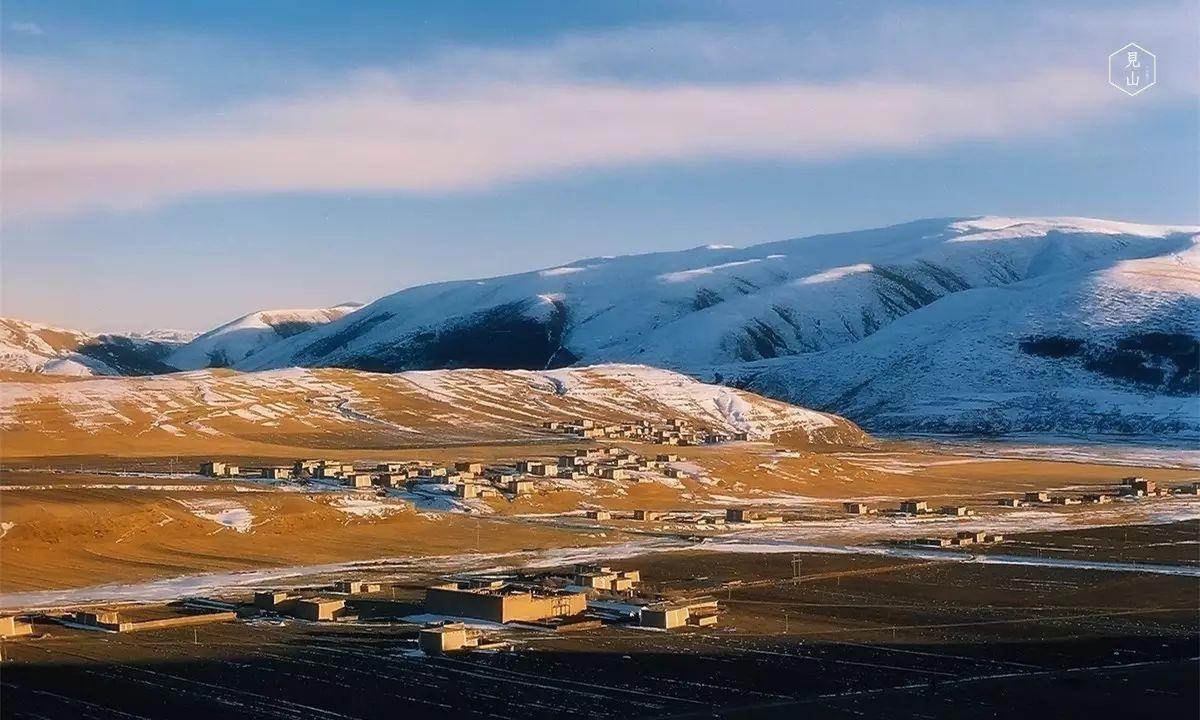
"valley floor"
2,522,1196,719
1,439,1197,596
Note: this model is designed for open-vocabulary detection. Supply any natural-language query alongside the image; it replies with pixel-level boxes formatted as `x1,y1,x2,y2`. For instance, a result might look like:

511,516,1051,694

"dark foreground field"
2,524,1197,719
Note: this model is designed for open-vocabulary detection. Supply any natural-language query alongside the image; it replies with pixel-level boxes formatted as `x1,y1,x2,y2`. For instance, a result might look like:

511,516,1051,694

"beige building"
317,462,354,479
291,460,321,477
424,581,587,623
419,622,482,654
585,510,611,520
939,506,971,516
0,615,33,638
899,500,928,514
199,461,238,477
294,598,347,621
261,466,289,480
725,508,782,524
73,608,235,633
572,565,641,592
341,473,373,488
377,473,406,488
632,509,663,521
254,590,300,612
1024,491,1050,503
455,462,484,475
508,479,535,495
334,580,382,594
843,502,872,515
640,598,719,629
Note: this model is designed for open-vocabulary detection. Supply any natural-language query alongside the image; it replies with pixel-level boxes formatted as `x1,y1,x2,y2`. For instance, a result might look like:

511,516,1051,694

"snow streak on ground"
329,495,409,518
170,498,255,533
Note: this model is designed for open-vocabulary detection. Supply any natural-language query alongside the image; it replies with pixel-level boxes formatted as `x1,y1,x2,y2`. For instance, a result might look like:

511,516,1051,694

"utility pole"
791,554,802,586
784,612,789,633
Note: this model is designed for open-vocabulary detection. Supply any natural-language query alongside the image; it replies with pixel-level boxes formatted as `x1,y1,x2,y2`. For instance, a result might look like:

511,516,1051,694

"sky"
2,0,1198,332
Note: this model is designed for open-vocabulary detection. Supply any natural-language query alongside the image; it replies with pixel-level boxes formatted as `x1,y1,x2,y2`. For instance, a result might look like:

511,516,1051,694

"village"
197,418,719,506
542,416,751,445
190,443,1200,547
0,559,724,658
4,463,1192,655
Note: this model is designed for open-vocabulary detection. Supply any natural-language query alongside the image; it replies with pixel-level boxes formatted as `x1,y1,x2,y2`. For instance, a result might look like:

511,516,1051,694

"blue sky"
2,0,1197,332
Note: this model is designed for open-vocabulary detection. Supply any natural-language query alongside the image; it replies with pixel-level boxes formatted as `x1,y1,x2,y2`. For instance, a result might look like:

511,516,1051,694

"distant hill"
165,304,363,371
0,364,865,457
0,318,190,376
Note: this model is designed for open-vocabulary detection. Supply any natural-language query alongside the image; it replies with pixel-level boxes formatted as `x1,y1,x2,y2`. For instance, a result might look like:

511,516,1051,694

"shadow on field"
2,633,1195,719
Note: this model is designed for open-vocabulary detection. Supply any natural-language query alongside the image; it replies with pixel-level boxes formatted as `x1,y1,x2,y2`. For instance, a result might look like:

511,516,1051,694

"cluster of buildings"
252,577,385,622
580,506,788,527
416,563,721,653
528,448,689,482
845,500,976,517
999,477,1196,508
725,508,784,524
198,447,697,501
543,417,749,446
901,530,1005,548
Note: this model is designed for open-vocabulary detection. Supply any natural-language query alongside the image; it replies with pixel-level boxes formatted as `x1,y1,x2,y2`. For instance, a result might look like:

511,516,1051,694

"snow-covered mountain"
725,245,1199,438
0,303,361,376
165,304,362,371
234,216,1198,439
7,217,1195,440
0,318,190,376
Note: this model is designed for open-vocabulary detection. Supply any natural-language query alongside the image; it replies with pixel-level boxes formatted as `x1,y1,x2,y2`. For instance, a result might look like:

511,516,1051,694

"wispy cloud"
2,3,1195,220
9,21,43,36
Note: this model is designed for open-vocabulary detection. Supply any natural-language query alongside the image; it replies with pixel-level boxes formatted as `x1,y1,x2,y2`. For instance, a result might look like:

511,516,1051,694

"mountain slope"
725,243,1199,438
241,217,1196,373
233,217,1198,439
0,319,190,376
164,304,362,371
0,364,864,457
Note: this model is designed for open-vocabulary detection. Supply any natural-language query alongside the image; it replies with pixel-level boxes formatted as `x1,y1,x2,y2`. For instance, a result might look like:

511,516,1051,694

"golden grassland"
2,439,1195,593
1,367,1195,594
0,366,867,458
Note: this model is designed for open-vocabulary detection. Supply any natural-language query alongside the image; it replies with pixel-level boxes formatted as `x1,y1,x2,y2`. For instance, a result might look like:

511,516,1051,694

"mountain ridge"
5,216,1195,440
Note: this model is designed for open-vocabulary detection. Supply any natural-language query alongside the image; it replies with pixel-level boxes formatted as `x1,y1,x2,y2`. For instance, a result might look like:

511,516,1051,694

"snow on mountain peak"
165,303,363,371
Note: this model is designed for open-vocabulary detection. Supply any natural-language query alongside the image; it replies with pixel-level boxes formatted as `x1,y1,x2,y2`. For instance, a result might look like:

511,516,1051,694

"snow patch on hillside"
172,498,254,533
